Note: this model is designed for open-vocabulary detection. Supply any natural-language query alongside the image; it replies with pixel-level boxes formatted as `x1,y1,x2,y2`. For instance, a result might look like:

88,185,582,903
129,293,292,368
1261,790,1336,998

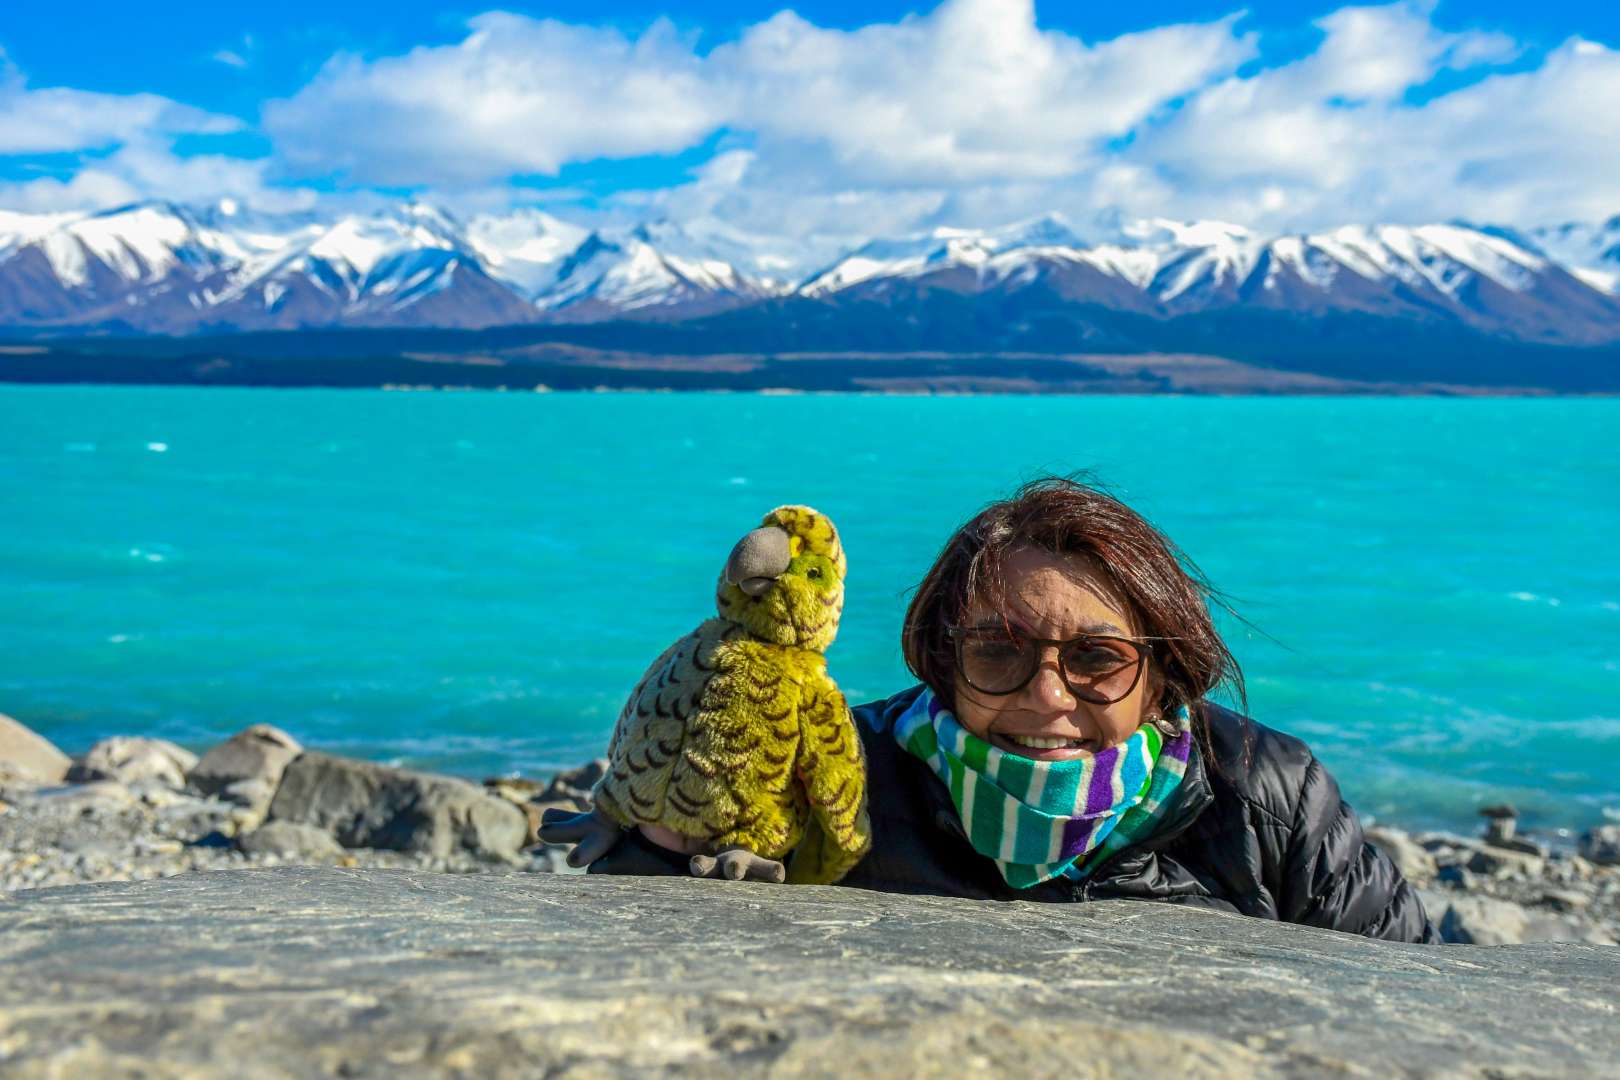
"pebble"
1,769,560,897
1542,889,1591,914
1436,865,1475,889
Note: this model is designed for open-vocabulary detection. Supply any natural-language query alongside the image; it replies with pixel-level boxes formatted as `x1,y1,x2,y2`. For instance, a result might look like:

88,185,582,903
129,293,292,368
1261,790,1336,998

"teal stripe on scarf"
893,687,1193,889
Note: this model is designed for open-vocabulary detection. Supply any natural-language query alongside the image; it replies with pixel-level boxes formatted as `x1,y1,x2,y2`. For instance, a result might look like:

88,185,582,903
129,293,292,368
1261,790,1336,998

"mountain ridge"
3,198,1618,392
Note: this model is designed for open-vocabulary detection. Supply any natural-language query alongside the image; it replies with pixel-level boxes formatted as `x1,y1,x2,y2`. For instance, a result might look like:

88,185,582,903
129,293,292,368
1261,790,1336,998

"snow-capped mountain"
802,215,1620,347
1525,217,1620,296
530,224,777,319
0,200,772,332
0,199,1616,351
800,213,1086,295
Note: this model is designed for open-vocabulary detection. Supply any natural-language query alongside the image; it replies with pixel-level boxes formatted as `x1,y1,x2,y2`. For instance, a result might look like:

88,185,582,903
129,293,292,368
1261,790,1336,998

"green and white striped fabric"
893,688,1193,889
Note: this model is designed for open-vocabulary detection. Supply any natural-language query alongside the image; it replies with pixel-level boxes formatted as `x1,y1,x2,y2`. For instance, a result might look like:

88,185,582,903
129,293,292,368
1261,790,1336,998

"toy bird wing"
784,671,872,885
594,619,738,837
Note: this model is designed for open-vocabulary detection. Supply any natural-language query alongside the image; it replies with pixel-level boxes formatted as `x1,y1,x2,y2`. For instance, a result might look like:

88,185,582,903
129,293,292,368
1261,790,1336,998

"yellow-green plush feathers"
593,505,871,884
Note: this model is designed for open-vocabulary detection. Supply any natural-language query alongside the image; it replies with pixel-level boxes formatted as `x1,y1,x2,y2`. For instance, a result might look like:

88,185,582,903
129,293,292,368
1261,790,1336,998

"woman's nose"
1024,645,1077,710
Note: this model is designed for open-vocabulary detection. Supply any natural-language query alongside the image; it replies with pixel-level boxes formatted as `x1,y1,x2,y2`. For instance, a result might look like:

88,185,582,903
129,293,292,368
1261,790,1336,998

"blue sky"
2,0,1617,234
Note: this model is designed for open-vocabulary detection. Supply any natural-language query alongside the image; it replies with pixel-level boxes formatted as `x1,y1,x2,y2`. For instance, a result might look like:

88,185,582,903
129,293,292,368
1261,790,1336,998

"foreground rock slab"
2,870,1618,1078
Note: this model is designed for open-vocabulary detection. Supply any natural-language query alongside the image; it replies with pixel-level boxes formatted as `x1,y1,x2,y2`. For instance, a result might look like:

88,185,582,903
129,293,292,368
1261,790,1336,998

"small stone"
1436,864,1475,889
1365,827,1437,886
69,737,197,789
1414,831,1479,856
1578,825,1620,867
1467,846,1545,880
188,725,302,806
483,777,546,804
1430,893,1531,945
32,780,136,809
222,777,274,807
227,803,268,835
1541,889,1591,914
538,759,607,804
0,712,71,784
1565,854,1596,881
239,822,346,861
1488,835,1549,858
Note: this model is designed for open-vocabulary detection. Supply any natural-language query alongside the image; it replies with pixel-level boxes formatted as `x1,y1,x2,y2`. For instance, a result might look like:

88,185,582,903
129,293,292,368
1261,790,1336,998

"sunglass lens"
1061,640,1141,703
959,635,1034,694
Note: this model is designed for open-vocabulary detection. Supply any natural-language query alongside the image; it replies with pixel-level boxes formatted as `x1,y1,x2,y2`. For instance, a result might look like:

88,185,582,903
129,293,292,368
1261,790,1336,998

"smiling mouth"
994,731,1099,754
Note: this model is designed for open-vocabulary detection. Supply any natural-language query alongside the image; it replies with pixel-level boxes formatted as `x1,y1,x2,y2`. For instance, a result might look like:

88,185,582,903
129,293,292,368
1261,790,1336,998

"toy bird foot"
689,847,787,884
537,807,623,869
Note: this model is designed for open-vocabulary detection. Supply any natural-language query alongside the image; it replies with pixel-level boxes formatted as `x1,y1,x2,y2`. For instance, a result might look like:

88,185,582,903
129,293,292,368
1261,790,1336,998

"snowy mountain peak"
0,197,1615,335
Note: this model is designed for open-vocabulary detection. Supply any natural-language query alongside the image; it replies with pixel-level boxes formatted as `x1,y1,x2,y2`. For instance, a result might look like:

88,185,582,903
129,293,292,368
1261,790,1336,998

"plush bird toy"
540,505,871,884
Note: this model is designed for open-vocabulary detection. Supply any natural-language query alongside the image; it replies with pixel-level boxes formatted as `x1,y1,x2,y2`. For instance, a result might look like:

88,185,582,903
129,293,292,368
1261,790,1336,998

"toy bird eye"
807,568,821,579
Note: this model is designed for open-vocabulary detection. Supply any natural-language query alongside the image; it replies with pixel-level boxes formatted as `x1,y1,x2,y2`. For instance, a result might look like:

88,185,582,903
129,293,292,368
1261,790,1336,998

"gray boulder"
238,821,346,861
1423,890,1616,946
187,724,302,805
1,870,1618,1077
68,736,197,789
266,752,526,859
0,713,70,785
1466,845,1545,879
1365,826,1437,885
1578,824,1620,867
538,757,607,804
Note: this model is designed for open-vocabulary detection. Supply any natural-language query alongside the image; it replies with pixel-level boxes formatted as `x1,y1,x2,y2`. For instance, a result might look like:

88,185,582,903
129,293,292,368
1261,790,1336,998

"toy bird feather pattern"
560,505,871,885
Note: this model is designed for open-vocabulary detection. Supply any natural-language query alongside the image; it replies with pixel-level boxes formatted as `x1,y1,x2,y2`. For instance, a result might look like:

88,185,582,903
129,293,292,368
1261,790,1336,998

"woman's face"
951,545,1157,761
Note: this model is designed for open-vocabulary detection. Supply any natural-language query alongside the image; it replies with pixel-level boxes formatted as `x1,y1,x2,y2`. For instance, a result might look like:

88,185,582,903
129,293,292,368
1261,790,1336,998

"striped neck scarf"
893,687,1194,889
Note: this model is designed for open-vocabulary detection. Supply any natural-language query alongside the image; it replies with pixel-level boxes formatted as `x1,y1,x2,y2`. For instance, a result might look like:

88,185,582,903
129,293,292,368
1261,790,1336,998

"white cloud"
3,0,1618,238
0,168,141,213
264,12,723,185
0,64,239,155
0,138,315,214
263,0,1251,190
707,0,1254,185
1117,3,1618,228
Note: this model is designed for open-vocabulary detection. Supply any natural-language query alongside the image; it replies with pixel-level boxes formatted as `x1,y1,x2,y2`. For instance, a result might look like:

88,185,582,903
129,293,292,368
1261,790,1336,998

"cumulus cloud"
707,0,1254,185
264,0,1251,190
0,138,316,215
0,62,239,155
1120,3,1617,228
264,13,722,185
5,0,1619,235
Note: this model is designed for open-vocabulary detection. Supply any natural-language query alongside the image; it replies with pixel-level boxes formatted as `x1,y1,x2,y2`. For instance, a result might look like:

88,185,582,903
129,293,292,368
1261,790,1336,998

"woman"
583,477,1438,944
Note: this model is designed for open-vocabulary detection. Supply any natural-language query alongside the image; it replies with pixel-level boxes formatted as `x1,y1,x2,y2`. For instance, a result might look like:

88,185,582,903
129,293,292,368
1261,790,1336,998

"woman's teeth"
1004,734,1081,750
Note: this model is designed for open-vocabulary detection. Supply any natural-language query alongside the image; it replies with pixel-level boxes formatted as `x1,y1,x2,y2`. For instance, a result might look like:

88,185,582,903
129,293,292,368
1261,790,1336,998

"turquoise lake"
3,386,1616,837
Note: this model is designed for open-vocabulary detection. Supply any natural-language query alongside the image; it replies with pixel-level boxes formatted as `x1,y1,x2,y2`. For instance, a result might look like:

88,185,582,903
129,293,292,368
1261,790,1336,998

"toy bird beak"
725,526,792,597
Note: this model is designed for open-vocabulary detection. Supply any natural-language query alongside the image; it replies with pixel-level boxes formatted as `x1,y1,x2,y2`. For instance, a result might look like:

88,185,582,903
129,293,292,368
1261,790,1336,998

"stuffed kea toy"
539,505,872,884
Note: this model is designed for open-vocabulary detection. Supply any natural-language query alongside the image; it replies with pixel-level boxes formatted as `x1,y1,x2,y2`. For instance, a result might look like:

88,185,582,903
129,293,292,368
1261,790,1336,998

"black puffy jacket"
592,684,1440,945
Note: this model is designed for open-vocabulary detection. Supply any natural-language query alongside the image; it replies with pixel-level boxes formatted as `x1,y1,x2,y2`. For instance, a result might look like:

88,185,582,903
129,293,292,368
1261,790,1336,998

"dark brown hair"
902,475,1247,732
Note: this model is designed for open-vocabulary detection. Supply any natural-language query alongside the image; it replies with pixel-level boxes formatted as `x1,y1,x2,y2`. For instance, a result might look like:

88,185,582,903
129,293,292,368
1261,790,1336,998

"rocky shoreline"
4,712,1617,945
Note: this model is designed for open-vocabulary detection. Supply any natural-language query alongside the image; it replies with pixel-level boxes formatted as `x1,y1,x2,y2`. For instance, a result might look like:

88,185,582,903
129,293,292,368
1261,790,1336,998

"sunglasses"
945,624,1153,704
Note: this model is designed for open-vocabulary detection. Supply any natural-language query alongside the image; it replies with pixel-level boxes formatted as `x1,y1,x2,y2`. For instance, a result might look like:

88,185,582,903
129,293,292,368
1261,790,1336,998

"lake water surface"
4,386,1616,836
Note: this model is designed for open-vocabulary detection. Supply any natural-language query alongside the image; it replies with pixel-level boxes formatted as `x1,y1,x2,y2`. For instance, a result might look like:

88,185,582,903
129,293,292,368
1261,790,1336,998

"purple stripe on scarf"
1086,746,1122,814
1059,814,1100,860
1054,746,1125,860
1161,730,1193,764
